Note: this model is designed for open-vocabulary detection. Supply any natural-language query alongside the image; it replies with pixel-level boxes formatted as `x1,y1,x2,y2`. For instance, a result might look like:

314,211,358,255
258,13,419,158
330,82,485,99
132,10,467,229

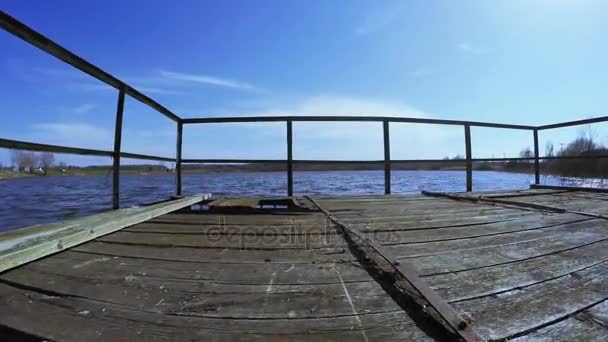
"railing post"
287,120,293,197
176,122,183,196
383,120,391,195
464,124,472,192
112,87,126,210
533,128,540,184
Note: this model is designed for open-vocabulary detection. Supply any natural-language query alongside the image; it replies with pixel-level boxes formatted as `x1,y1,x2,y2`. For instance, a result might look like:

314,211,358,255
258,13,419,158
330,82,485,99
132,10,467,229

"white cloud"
159,70,260,91
31,123,112,148
411,67,433,78
457,42,487,55
356,5,404,35
132,86,183,95
72,104,96,114
184,95,464,160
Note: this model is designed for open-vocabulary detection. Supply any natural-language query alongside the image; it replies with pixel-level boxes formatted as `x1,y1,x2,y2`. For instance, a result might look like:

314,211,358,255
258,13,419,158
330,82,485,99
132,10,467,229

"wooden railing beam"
176,122,183,196
287,120,294,197
383,120,391,195
112,88,125,210
464,124,473,192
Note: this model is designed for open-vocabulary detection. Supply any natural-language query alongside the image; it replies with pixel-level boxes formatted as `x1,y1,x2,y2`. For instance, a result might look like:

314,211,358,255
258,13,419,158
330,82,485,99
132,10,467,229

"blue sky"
2,0,608,166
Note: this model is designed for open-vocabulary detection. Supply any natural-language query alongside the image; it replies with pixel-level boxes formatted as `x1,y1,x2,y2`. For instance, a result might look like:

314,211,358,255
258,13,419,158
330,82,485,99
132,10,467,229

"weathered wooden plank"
511,299,608,341
426,238,608,302
148,212,328,225
336,207,522,219
338,209,527,226
385,218,601,258
73,242,356,264
24,250,373,285
1,269,397,319
125,221,339,235
0,195,209,273
370,214,584,244
0,282,428,341
97,230,345,250
407,220,608,275
454,260,608,340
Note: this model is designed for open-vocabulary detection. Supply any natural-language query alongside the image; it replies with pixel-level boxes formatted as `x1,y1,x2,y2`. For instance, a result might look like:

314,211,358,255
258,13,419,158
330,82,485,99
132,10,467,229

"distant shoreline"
0,165,534,181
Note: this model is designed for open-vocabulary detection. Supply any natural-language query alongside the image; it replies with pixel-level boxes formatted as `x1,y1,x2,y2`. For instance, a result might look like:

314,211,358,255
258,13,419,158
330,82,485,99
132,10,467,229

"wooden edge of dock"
305,195,484,342
0,194,210,274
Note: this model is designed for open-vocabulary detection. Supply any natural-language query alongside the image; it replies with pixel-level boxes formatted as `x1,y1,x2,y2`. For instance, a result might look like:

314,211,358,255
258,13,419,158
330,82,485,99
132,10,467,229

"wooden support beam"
0,195,209,274
538,115,608,130
120,152,175,162
0,138,113,157
112,88,125,210
175,122,184,196
464,124,473,192
182,115,536,130
533,129,540,184
176,122,183,196
383,120,391,195
287,120,294,197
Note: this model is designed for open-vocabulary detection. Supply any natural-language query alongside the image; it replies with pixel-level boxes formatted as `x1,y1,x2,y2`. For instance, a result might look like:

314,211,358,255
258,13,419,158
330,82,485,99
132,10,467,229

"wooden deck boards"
317,189,608,341
0,207,429,341
1,188,608,340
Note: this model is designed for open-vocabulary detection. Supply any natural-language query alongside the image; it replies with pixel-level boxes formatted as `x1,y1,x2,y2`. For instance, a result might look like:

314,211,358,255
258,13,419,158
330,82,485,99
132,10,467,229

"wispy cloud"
31,122,112,147
411,67,433,78
132,86,183,95
56,103,99,115
72,104,96,114
356,5,404,35
184,95,463,160
457,42,487,55
159,70,260,92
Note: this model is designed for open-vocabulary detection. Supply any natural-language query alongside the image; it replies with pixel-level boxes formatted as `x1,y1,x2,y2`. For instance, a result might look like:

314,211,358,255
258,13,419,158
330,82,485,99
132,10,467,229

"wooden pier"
1,186,608,341
3,10,608,341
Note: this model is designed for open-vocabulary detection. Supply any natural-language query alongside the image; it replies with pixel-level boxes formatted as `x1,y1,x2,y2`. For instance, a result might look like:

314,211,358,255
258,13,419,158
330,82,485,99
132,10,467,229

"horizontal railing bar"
472,157,534,162
540,155,608,160
182,159,286,164
183,156,608,164
537,116,608,130
0,138,174,162
182,115,535,130
181,158,545,164
120,152,175,162
0,11,181,123
296,160,383,164
0,138,113,157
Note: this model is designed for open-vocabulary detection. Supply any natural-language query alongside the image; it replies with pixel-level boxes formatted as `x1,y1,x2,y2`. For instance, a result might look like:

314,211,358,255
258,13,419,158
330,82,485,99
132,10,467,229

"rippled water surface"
0,170,604,231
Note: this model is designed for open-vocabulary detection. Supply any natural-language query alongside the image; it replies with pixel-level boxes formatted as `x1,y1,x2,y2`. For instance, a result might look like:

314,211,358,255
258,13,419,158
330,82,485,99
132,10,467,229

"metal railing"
2,10,608,208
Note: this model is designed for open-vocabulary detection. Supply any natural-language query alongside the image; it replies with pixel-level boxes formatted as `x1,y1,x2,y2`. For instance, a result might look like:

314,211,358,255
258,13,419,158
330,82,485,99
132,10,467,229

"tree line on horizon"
505,132,608,177
8,150,59,175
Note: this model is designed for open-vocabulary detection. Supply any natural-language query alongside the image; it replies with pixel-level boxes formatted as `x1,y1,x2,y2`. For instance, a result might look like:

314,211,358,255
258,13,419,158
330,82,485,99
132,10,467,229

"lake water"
0,170,605,232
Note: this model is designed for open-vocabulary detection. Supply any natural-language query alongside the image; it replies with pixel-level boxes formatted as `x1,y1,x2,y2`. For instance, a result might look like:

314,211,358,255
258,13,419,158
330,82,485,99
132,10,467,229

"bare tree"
519,147,533,158
545,142,554,158
11,150,37,173
39,152,55,175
